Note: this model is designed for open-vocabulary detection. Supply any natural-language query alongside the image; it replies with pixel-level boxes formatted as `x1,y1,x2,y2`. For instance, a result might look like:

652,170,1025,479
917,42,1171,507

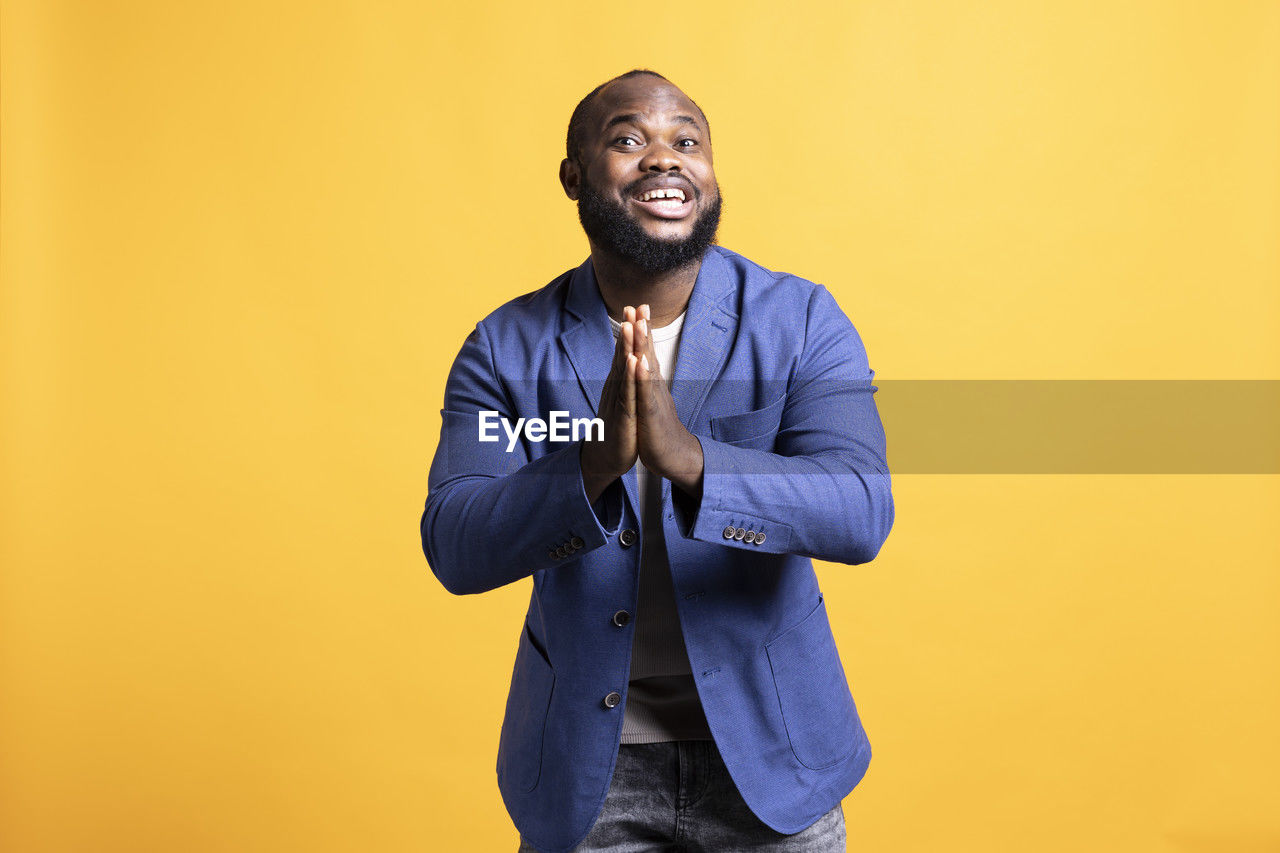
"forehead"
589,76,706,136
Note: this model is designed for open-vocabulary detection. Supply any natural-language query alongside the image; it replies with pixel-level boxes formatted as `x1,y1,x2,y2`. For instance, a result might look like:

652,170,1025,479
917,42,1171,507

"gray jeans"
518,740,846,852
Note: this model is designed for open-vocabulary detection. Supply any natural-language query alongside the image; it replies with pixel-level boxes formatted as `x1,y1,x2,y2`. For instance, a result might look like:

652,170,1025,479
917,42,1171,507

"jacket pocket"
497,623,555,792
709,394,786,447
764,594,859,770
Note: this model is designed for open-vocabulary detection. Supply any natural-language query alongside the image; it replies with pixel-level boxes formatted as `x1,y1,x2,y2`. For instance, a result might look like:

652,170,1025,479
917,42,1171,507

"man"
421,70,893,852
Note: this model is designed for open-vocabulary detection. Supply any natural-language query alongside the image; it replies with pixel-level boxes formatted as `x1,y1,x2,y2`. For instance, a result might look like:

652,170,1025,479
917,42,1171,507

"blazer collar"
558,248,739,516
559,247,738,422
562,246,737,329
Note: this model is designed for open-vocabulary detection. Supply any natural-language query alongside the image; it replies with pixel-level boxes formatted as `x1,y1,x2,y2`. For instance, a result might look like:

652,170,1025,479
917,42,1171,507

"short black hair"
564,69,709,164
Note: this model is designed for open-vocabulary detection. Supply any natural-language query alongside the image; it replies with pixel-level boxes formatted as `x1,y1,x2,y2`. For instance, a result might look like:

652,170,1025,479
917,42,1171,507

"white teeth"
640,188,687,202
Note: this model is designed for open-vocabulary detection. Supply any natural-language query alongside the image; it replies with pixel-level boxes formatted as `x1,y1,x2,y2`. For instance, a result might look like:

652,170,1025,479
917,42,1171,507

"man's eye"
614,137,639,147
677,138,698,148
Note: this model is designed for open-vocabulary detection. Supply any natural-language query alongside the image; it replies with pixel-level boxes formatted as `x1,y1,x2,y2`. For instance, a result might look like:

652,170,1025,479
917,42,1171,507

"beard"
576,177,723,274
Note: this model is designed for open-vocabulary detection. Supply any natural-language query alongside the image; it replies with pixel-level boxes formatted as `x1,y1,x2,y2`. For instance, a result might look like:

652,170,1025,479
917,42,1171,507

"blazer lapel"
669,248,738,430
559,257,614,418
557,257,641,522
556,249,739,520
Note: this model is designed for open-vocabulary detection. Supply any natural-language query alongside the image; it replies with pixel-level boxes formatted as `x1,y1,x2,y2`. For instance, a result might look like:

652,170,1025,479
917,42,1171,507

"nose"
639,145,681,173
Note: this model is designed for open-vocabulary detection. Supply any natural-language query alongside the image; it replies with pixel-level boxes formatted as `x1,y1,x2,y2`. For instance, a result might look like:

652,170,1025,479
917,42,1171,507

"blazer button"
603,691,622,709
571,536,585,549
755,532,766,545
723,526,736,539
744,530,757,543
612,610,631,627
618,528,637,548
734,527,746,540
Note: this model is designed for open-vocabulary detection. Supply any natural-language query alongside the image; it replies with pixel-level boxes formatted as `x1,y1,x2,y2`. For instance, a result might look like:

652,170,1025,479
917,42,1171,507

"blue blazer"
421,246,893,853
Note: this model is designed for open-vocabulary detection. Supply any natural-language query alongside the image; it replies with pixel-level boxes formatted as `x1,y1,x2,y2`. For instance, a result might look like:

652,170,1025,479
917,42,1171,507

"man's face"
561,76,722,274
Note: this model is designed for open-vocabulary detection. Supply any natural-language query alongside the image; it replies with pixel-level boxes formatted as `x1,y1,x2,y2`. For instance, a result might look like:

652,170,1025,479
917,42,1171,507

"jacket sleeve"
672,285,894,565
420,323,624,595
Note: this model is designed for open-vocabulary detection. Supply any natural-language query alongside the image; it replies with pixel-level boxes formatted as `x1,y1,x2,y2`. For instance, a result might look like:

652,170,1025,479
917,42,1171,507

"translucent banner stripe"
877,380,1280,473
433,381,1280,475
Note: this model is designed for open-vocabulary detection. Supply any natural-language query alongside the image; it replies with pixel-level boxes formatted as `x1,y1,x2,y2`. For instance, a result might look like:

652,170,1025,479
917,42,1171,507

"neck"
590,245,702,328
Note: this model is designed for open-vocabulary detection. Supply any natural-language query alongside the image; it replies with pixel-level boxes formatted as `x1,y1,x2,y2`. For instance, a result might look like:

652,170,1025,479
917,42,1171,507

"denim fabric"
518,741,846,853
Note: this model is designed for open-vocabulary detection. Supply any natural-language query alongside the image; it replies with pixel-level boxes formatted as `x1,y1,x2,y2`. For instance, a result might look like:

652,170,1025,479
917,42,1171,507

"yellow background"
3,1,1278,851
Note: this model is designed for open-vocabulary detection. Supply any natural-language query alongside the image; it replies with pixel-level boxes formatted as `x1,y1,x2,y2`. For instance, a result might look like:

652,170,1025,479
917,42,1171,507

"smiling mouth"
631,186,694,220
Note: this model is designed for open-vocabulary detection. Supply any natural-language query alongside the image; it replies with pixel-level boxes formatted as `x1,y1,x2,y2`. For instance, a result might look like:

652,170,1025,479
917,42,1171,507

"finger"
639,319,662,380
639,352,664,415
602,320,631,414
623,306,636,357
632,352,647,411
640,304,650,323
623,354,637,415
607,320,630,381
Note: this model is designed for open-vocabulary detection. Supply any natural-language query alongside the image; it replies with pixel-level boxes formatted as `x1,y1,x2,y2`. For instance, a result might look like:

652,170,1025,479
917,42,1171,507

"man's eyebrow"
601,113,702,133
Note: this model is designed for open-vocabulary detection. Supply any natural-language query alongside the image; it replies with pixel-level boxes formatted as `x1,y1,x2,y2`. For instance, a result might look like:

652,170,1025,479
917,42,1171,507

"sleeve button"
723,526,736,539
744,531,757,543
571,536,585,549
755,532,766,545
734,528,746,540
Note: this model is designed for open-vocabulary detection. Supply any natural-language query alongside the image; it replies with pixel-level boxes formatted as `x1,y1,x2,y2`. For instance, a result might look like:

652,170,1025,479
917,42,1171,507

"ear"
559,158,581,201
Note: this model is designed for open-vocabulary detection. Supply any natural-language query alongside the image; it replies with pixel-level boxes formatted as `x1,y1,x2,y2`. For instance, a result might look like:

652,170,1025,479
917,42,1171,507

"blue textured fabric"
421,246,894,853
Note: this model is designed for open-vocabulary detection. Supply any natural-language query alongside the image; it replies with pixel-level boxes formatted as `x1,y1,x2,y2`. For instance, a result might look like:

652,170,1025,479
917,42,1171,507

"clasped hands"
579,304,704,504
